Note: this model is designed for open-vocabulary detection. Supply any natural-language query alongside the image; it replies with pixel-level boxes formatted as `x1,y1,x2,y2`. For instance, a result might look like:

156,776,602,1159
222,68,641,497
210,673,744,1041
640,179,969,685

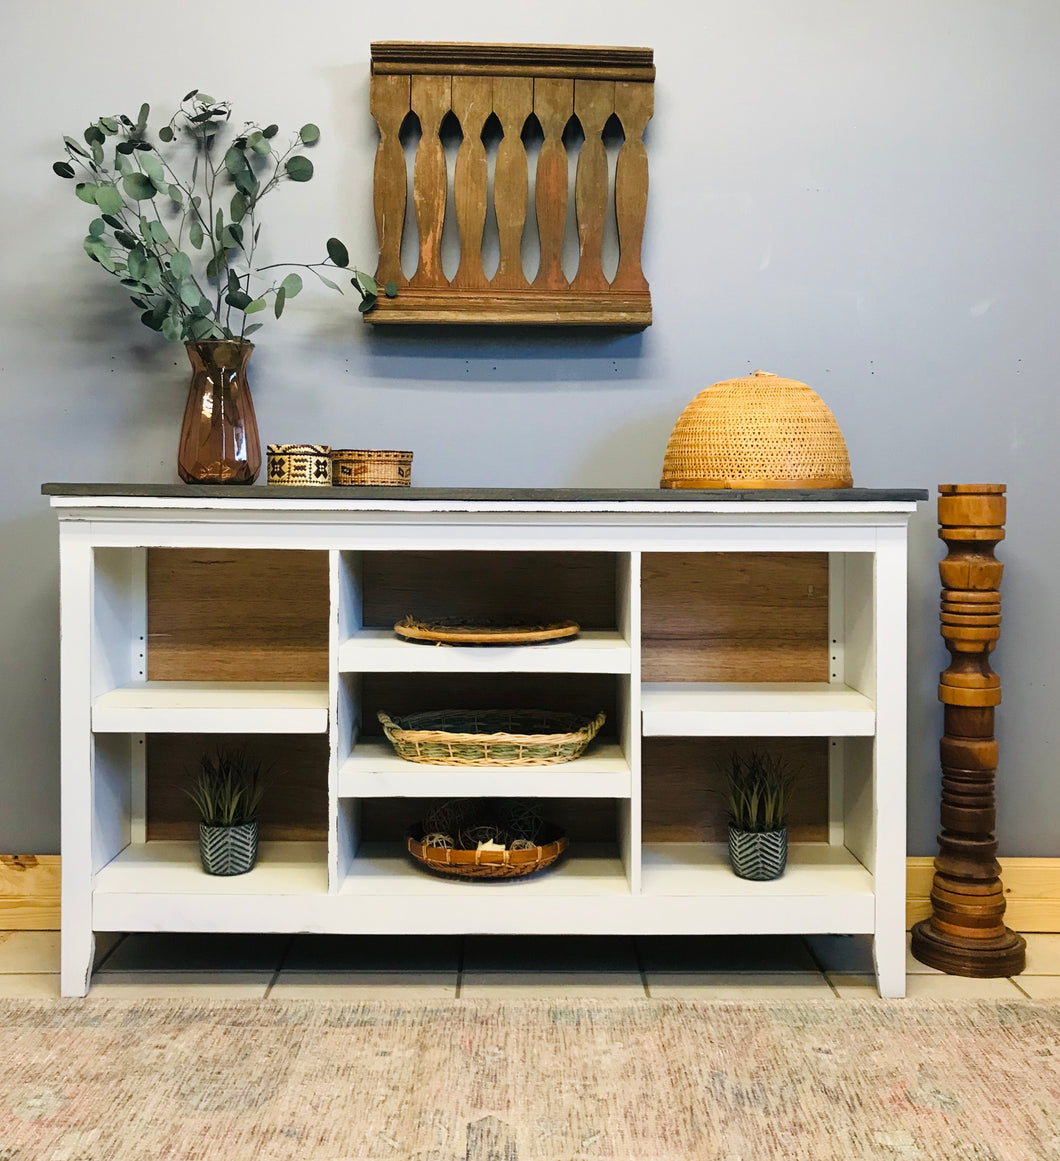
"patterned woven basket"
266,444,332,486
407,825,568,879
660,370,852,489
378,709,606,766
332,449,413,486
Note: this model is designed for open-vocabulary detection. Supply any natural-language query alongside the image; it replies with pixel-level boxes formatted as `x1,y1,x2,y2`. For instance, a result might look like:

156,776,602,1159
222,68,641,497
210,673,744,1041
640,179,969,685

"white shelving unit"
47,485,923,996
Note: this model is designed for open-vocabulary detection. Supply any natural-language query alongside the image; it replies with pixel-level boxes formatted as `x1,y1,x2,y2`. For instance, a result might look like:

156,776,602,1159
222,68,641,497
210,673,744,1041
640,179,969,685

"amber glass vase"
177,339,261,484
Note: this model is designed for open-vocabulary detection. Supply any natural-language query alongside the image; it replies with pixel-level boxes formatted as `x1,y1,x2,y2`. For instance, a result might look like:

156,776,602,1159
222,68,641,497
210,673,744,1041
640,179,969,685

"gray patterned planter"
199,821,259,876
727,826,787,881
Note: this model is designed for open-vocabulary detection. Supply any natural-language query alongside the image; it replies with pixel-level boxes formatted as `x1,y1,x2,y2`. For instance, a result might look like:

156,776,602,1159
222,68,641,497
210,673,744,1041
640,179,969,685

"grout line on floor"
1010,976,1033,998
454,935,465,999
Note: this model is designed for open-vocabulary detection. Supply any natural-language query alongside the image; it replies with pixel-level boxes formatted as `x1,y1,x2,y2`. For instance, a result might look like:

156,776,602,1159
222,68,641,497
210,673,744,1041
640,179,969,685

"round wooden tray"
407,826,568,879
394,616,580,645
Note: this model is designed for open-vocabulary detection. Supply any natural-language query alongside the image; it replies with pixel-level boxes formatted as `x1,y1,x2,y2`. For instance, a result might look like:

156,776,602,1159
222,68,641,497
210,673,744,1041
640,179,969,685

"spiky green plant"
186,749,267,826
726,751,795,833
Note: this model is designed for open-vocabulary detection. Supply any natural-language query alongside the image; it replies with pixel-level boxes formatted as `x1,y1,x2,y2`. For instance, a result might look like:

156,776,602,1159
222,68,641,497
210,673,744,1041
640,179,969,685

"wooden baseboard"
0,856,60,929
1,854,1057,933
908,857,1060,932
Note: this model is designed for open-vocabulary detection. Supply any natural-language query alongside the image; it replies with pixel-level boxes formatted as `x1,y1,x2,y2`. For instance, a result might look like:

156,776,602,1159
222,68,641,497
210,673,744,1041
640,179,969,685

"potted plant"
52,90,395,484
725,750,795,881
186,748,267,876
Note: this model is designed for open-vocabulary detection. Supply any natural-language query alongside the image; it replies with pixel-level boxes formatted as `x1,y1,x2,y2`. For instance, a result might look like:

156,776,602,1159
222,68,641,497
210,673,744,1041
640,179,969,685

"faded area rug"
1,998,1058,1161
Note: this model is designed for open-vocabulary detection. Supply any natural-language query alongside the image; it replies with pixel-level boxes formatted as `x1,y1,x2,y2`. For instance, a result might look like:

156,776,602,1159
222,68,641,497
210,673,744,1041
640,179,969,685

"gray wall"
3,0,1057,854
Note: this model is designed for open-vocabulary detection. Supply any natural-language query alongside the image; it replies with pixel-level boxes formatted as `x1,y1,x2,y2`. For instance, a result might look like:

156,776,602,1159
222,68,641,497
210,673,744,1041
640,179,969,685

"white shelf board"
641,682,876,736
93,840,328,896
643,842,873,897
340,842,628,897
338,629,631,673
337,741,631,798
91,681,329,733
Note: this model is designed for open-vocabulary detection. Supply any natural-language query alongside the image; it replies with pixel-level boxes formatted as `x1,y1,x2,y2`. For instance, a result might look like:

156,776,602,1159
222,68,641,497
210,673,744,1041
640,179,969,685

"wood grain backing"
147,549,329,682
364,288,650,326
641,552,830,682
359,673,618,744
371,42,655,81
642,737,828,843
0,856,60,930
146,733,329,842
362,551,617,629
359,797,619,844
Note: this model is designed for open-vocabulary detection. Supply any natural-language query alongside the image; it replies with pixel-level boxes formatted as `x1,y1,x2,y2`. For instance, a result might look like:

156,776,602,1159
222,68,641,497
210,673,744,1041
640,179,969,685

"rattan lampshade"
660,370,853,489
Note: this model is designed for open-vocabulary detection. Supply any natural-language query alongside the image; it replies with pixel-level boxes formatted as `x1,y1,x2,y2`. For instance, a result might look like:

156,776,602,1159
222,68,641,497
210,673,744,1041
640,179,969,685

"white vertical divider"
330,550,363,892
618,550,642,893
827,553,846,844
60,529,96,997
871,527,908,998
129,549,147,845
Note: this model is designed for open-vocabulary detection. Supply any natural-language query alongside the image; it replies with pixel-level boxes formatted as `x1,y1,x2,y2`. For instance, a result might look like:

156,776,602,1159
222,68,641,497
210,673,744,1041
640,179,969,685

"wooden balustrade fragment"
910,484,1026,977
367,42,654,326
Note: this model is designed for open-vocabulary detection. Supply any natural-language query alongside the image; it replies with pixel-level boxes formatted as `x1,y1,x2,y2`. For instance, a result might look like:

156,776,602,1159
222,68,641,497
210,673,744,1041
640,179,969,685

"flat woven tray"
378,709,606,766
394,616,580,645
407,825,568,879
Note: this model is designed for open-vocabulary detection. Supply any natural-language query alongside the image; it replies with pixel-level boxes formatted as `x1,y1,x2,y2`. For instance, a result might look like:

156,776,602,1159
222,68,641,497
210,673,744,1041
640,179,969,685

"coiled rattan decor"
660,370,853,489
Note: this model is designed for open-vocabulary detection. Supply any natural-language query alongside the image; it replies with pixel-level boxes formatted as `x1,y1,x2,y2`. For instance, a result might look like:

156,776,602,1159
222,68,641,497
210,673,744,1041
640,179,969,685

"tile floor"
1,930,1057,1000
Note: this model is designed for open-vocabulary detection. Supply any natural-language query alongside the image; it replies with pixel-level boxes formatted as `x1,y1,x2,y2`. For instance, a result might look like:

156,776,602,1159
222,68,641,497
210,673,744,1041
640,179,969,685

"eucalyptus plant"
52,91,395,342
726,751,795,833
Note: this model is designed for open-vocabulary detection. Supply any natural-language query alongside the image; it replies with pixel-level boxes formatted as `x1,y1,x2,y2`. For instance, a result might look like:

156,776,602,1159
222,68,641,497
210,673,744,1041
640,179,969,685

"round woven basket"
407,825,568,879
660,370,852,489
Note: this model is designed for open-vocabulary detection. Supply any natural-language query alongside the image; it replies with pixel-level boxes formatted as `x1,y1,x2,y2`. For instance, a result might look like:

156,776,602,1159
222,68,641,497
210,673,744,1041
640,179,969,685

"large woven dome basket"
661,370,853,489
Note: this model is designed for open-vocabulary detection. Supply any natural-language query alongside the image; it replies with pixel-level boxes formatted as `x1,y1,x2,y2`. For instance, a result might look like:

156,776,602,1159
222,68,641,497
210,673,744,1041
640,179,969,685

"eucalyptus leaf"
148,220,170,245
179,281,201,307
215,208,224,238
326,237,349,268
284,156,312,182
64,136,89,157
120,278,149,291
243,322,263,335
222,222,243,248
135,103,150,132
170,251,192,280
357,296,376,313
167,184,183,204
224,147,246,177
188,315,215,340
75,182,98,205
189,220,204,249
233,167,258,197
99,117,120,134
114,230,138,249
139,151,165,184
182,89,199,102
280,272,302,298
90,141,103,166
94,184,124,215
84,126,105,147
205,252,224,279
115,140,136,155
114,151,133,176
244,298,266,314
262,124,278,139
230,191,247,222
127,246,147,280
53,161,76,178
159,126,175,143
248,131,270,155
161,313,182,342
88,218,106,237
274,287,286,318
196,93,216,106
298,123,320,144
226,289,253,310
122,172,156,200
356,271,378,296
140,307,164,332
385,282,398,297
142,257,163,289
311,271,341,292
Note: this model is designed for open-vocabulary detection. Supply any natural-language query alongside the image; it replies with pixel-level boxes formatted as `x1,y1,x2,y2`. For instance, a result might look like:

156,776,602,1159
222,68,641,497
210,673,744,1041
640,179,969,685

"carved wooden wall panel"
368,42,654,327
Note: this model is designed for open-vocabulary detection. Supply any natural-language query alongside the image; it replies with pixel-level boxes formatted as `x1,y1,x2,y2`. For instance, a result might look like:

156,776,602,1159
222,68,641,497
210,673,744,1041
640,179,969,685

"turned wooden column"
911,484,1026,976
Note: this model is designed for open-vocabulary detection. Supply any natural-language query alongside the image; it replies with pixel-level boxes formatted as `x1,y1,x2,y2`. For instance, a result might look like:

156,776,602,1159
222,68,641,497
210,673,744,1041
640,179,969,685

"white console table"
46,485,925,996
